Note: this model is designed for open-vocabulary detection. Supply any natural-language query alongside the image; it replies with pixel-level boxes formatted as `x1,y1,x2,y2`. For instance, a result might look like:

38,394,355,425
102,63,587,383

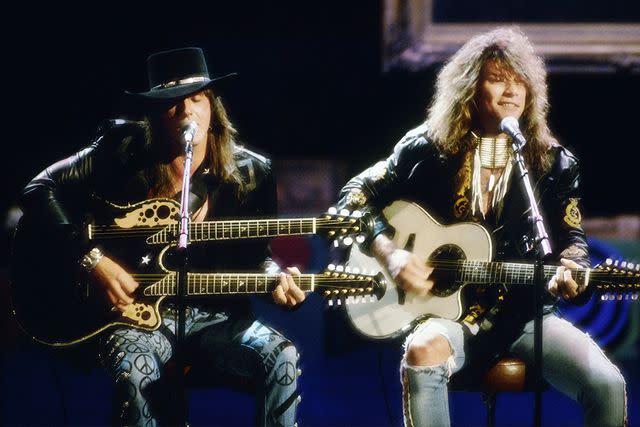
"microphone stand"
510,136,552,427
174,136,194,426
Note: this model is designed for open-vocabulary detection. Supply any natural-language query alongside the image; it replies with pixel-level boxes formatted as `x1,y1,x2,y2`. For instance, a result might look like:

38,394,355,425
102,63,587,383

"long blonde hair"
146,89,245,197
425,26,556,173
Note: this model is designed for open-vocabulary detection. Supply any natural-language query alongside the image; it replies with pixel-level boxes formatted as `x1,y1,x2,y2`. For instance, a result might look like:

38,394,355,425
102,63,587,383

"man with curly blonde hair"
336,26,627,426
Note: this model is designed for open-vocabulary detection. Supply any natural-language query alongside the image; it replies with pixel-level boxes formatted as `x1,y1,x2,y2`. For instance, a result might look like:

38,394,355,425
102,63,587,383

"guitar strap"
461,285,509,336
174,171,209,216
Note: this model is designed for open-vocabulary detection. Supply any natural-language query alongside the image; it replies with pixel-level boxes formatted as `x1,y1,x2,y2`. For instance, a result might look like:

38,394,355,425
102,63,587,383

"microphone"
499,116,527,147
180,121,198,144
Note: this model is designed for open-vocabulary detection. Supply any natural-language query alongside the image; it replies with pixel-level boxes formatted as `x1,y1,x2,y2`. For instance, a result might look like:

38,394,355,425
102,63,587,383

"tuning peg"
327,207,337,215
625,262,633,270
351,210,362,218
333,239,340,248
327,264,336,271
351,267,360,274
356,235,366,244
339,209,350,217
336,265,344,272
328,299,334,306
344,266,351,273
606,258,613,266
342,236,353,246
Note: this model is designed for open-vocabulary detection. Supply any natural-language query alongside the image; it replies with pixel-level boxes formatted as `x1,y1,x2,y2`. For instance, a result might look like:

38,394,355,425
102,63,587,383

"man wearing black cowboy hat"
17,46,304,427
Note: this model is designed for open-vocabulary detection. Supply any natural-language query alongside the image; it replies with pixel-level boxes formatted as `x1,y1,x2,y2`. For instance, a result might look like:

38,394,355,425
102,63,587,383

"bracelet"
79,247,104,272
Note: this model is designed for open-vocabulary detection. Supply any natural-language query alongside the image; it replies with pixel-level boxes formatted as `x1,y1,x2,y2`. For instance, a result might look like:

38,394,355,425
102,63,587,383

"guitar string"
125,259,637,286
129,275,380,284
89,218,358,234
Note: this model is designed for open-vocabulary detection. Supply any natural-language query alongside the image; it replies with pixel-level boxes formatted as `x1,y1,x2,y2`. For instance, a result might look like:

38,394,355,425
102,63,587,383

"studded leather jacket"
336,125,591,332
19,119,280,319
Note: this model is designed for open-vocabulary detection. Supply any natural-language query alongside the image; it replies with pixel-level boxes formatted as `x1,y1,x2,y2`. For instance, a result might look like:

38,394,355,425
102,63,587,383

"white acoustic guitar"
345,200,640,340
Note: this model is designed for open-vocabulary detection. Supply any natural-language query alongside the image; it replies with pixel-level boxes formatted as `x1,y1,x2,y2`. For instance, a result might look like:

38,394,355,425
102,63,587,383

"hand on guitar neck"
90,255,139,312
371,233,434,298
272,266,306,307
547,258,581,301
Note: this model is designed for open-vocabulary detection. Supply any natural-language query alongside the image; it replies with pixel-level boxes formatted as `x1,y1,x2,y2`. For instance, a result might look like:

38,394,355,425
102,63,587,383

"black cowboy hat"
125,47,236,103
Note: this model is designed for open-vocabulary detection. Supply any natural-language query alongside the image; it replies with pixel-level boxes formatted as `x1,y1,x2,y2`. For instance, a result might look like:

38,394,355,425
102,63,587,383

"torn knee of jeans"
402,325,458,372
401,354,456,380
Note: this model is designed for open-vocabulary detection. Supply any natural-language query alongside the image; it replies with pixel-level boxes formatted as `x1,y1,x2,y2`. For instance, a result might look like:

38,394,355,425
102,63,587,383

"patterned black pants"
99,307,300,427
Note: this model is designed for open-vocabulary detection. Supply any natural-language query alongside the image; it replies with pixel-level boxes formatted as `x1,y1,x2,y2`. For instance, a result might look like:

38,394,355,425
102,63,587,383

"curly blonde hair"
425,26,557,173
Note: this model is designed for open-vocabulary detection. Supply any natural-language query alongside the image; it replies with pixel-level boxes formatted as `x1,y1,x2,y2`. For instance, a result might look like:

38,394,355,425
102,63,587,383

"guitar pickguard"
113,200,180,228
121,302,159,328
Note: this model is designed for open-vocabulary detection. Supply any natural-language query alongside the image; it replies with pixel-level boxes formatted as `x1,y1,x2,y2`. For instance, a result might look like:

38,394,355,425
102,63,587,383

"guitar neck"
191,218,318,241
146,218,318,244
454,260,578,285
142,272,375,297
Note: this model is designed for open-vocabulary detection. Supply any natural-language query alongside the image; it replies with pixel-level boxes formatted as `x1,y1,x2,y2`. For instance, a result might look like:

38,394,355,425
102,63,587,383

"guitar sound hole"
429,244,465,297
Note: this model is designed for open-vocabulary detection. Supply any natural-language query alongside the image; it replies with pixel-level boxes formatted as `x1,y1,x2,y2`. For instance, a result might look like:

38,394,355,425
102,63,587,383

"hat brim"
125,72,237,104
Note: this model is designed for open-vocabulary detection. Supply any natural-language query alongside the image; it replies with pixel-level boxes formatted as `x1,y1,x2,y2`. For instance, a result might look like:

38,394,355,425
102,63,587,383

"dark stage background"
2,2,639,426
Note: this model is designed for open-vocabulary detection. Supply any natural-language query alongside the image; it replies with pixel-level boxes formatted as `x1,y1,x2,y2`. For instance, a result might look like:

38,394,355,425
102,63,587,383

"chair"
449,356,545,427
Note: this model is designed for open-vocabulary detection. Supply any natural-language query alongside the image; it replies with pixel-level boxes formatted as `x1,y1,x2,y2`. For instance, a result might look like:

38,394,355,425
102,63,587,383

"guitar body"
9,199,179,346
345,200,493,339
10,197,380,346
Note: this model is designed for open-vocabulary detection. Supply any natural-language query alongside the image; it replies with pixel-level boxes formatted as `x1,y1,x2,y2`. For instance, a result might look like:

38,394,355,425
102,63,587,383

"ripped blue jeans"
99,307,300,427
401,314,627,427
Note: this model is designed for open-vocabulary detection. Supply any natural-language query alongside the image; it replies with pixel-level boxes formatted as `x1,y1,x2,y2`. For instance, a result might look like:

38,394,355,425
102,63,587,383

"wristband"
79,247,104,272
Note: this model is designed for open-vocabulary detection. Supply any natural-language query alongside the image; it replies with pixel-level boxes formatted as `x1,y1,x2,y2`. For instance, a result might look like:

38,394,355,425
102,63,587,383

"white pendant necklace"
472,131,510,192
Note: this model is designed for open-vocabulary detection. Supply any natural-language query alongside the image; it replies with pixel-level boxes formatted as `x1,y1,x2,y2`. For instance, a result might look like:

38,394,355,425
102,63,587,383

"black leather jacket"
336,125,590,330
19,119,280,319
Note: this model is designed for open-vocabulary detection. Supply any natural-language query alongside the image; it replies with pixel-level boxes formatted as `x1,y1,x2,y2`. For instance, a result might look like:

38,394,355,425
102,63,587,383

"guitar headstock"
593,258,640,302
317,207,373,245
319,264,386,307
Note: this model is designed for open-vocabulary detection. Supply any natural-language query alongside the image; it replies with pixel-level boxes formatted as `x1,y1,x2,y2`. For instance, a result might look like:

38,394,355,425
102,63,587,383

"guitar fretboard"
147,218,317,244
142,273,377,297
453,261,578,285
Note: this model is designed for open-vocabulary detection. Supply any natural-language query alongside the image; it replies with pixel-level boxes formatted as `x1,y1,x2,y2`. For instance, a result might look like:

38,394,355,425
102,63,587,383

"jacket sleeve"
544,149,590,267
542,147,592,304
17,119,146,261
334,125,433,254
